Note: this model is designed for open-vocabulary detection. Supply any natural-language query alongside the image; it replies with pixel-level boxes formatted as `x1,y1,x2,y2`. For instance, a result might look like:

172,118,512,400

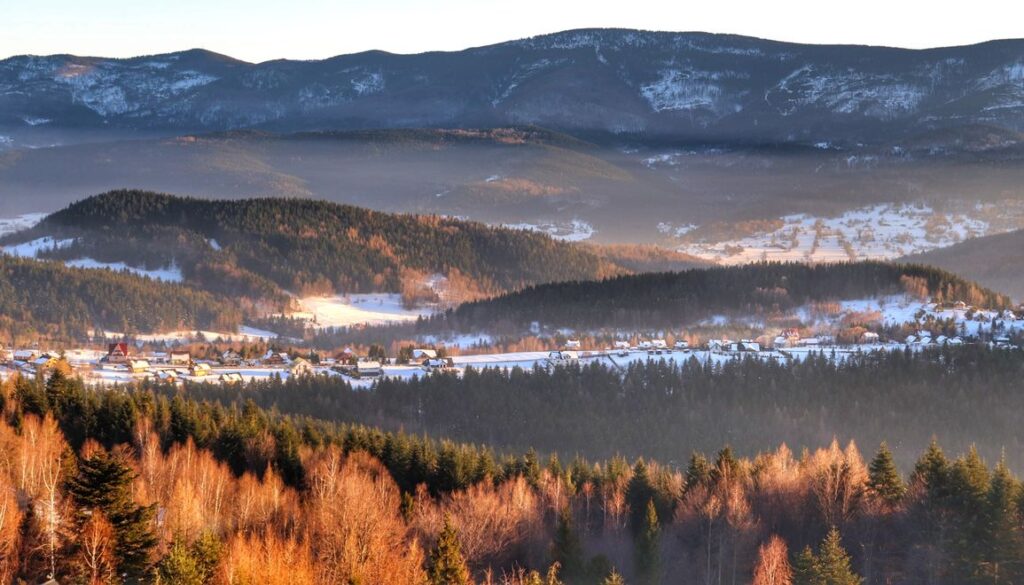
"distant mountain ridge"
3,29,1024,148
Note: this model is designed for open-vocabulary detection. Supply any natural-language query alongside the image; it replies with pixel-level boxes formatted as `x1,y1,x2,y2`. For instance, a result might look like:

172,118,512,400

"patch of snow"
295,294,433,328
22,117,51,126
65,258,183,282
2,236,74,258
208,239,222,251
503,219,595,242
351,71,384,95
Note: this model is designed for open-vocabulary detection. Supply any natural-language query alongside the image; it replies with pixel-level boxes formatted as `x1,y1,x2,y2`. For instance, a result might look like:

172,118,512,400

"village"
1,299,1021,390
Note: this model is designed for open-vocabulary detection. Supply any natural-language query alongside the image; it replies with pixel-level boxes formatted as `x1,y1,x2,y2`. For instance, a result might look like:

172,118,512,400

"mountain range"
3,29,1024,149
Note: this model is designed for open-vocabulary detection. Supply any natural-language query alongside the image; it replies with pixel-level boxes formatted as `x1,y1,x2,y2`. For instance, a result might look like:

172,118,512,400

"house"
737,340,761,352
13,349,37,362
613,341,631,350
105,343,130,364
707,339,730,351
356,360,383,377
861,331,880,343
1002,310,1018,321
129,360,151,374
651,339,668,350
262,351,291,366
33,356,60,372
289,358,315,377
953,301,969,310
993,335,1012,348
936,335,949,345
564,339,581,350
546,351,579,366
169,352,191,366
219,372,244,384
948,336,965,346
190,363,213,377
156,370,178,382
674,340,690,350
905,335,917,345
220,350,242,366
412,348,438,360
423,357,454,371
798,337,822,347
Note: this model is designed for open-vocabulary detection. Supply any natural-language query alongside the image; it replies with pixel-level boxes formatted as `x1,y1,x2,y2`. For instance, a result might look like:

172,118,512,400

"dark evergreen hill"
439,261,1012,332
903,228,1024,302
6,190,624,300
0,254,241,340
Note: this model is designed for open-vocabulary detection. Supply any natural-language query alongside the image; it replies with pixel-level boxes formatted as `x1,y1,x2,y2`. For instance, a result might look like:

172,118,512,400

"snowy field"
296,294,434,328
502,219,595,242
66,258,184,282
666,202,1024,265
95,326,279,345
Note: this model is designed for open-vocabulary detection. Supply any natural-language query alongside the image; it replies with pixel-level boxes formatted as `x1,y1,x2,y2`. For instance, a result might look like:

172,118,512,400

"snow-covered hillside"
665,202,1024,265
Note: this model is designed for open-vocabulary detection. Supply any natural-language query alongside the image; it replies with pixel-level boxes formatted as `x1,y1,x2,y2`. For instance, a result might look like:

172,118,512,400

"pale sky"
2,0,1022,62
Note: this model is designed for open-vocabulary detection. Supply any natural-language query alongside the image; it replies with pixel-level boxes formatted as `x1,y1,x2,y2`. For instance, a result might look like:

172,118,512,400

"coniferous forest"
1,347,1024,584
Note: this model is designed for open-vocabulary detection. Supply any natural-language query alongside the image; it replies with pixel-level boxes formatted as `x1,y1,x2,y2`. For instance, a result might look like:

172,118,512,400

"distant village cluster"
1,301,1021,387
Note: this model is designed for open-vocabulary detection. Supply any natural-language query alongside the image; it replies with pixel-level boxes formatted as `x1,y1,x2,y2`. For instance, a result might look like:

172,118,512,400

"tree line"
3,366,1024,583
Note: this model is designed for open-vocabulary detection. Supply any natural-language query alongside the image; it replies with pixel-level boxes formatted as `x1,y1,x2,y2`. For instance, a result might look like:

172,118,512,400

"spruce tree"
792,546,818,585
868,442,906,507
66,446,157,581
634,499,660,585
815,528,862,585
602,569,627,585
551,506,584,578
429,516,472,585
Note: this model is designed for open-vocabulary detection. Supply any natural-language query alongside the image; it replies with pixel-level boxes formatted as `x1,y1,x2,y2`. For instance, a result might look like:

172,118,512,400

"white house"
412,348,438,359
356,360,383,377
546,351,579,366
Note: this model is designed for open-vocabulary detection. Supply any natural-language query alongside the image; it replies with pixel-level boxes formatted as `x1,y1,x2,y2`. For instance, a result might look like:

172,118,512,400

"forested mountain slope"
441,261,1012,331
0,254,241,340
903,228,1024,302
3,190,629,301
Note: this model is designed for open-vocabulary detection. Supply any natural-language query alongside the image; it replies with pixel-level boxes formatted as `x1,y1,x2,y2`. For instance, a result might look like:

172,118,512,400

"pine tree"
66,446,158,581
814,528,861,585
157,533,222,585
429,516,472,585
602,569,627,585
979,458,1023,583
867,442,906,507
792,546,818,585
634,499,660,585
551,506,583,578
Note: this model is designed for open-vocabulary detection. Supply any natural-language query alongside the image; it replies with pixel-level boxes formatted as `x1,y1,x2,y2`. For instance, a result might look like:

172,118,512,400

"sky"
2,0,1023,62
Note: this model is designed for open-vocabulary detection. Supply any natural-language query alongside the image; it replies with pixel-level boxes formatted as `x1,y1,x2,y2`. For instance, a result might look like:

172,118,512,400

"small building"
129,359,151,374
105,342,130,364
190,363,213,377
905,335,917,345
220,350,242,366
33,356,60,372
289,358,315,377
737,340,761,352
861,331,880,343
674,340,690,350
564,339,581,350
156,370,179,382
423,357,454,371
798,337,822,347
953,301,969,310
707,339,729,351
169,352,191,366
356,360,383,377
651,339,668,350
613,341,631,350
262,351,291,366
546,350,579,366
219,372,244,384
13,349,37,362
412,348,438,360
